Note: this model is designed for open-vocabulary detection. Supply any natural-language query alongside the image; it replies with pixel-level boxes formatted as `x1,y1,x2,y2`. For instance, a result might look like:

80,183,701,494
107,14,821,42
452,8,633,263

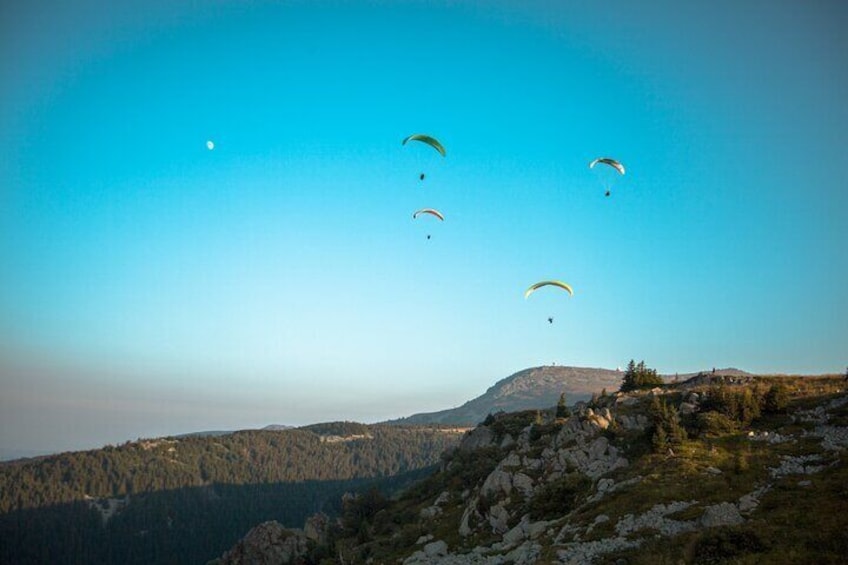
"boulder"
304,512,329,544
502,516,529,546
423,540,448,557
512,472,535,498
459,502,482,537
488,503,511,534
459,427,496,451
700,502,744,528
679,402,698,415
481,469,513,497
588,436,609,459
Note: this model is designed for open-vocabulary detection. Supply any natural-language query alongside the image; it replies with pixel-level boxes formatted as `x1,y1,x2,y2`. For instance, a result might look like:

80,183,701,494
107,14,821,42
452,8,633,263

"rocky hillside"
387,366,625,426
214,373,848,564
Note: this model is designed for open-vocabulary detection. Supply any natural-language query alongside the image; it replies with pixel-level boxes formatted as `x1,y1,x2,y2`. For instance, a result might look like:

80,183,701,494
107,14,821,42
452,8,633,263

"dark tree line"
0,424,460,564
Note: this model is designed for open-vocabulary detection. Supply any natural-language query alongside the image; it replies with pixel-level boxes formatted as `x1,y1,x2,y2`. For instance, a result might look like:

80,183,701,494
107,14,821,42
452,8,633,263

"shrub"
700,384,762,426
692,411,739,437
526,473,592,520
764,383,790,414
693,528,768,563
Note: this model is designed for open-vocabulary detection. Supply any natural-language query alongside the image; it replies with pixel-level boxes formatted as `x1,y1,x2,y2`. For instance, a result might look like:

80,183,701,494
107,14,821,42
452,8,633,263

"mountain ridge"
385,365,624,426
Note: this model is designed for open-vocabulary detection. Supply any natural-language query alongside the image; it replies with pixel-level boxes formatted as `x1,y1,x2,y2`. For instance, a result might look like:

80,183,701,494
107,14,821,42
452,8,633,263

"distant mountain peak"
387,365,624,427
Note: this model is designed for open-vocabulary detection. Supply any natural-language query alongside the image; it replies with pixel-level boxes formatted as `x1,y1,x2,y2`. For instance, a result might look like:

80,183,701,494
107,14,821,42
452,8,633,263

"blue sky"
2,0,846,453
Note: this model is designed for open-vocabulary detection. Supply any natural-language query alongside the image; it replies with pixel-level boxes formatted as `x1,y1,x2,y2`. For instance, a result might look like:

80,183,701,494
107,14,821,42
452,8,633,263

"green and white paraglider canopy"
402,134,446,157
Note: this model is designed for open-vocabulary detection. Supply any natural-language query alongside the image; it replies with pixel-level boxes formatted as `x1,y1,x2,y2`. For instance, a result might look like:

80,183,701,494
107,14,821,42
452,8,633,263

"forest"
0,423,462,564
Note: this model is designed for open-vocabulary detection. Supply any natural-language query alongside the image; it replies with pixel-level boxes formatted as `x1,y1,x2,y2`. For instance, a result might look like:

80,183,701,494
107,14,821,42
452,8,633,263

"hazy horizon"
3,1,846,455
1,357,840,458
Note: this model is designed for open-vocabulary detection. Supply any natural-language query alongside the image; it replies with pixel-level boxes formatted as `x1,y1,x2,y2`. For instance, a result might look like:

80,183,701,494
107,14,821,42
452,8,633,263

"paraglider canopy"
402,134,446,157
524,280,574,299
589,157,625,175
412,208,445,221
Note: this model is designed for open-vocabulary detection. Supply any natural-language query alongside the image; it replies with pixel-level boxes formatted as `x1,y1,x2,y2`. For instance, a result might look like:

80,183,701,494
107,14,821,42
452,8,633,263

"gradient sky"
2,0,846,454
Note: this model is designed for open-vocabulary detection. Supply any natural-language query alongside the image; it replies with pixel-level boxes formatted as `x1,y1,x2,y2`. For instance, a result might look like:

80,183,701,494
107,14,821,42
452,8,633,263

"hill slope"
388,366,624,426
0,423,463,564
216,374,848,564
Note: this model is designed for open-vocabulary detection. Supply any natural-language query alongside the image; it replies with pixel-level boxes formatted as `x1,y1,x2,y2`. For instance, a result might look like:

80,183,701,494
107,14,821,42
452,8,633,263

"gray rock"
423,540,448,557
434,491,451,506
500,433,516,449
700,502,744,528
679,402,698,415
420,505,442,519
488,503,511,534
557,537,642,564
460,427,496,451
512,472,535,498
503,540,543,564
526,519,551,539
304,512,329,544
481,469,513,498
597,478,615,493
502,516,529,547
212,521,308,565
737,493,759,513
459,502,482,537
588,436,609,459
616,501,698,537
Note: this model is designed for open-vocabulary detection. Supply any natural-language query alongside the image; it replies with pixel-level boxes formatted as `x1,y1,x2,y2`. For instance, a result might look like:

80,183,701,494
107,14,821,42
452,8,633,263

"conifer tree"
556,392,571,418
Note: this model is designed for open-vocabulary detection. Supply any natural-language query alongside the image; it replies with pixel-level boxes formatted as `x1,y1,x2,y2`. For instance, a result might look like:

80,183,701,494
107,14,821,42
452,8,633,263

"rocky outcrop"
208,521,307,565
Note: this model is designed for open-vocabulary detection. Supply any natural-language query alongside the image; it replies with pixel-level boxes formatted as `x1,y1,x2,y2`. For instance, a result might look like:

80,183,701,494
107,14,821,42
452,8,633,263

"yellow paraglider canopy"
524,280,574,299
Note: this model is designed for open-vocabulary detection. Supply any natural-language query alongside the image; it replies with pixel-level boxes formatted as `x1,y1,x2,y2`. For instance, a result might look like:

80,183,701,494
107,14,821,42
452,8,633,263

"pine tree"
556,392,571,418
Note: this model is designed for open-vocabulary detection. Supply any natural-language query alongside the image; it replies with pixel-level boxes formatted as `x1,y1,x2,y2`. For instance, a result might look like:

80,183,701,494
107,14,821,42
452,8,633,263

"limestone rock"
304,512,329,544
481,469,513,498
210,521,307,565
459,426,496,451
488,502,511,534
700,502,744,528
512,472,535,498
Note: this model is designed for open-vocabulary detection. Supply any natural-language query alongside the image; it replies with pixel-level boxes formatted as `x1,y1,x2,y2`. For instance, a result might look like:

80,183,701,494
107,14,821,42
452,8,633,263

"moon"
206,140,215,150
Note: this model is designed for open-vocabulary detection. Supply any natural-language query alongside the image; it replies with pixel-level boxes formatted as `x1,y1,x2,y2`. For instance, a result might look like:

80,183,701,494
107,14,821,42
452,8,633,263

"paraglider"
589,157,625,197
402,134,446,157
524,280,574,299
525,280,573,325
413,208,444,240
